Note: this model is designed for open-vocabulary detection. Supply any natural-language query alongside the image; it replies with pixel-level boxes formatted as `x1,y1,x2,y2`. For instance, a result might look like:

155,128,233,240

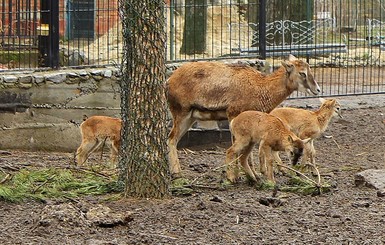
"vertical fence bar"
38,0,59,68
169,0,175,60
50,0,59,68
1,0,4,42
258,0,266,59
8,0,12,36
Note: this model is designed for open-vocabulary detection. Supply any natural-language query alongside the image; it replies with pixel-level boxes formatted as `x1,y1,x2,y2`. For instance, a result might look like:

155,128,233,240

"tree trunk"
119,0,170,198
266,0,311,21
180,0,207,55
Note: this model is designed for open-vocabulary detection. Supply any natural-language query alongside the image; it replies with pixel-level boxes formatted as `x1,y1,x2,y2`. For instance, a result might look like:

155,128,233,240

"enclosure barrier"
229,18,347,58
0,0,384,97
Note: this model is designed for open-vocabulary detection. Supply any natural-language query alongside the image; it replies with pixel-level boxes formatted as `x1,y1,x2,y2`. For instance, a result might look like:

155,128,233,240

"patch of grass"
0,168,120,203
171,177,190,187
279,175,331,195
255,180,276,191
0,50,38,65
220,179,234,188
170,177,193,196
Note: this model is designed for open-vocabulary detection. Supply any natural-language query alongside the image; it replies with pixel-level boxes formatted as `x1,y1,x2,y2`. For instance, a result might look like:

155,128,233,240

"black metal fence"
0,0,120,69
1,0,385,97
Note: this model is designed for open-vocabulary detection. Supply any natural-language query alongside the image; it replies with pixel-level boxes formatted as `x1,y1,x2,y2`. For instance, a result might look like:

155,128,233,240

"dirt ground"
0,97,384,244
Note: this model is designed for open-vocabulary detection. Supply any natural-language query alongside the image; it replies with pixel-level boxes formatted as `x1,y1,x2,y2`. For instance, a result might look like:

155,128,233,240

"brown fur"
270,98,342,167
226,111,308,183
166,55,320,177
76,116,122,165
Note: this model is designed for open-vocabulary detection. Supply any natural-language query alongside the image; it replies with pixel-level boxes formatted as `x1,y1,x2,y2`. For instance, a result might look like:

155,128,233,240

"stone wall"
0,67,122,152
0,60,266,152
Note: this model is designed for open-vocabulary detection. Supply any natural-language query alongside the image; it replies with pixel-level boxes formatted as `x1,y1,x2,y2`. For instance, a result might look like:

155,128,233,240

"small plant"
275,163,332,195
279,174,331,195
170,177,193,196
255,180,276,191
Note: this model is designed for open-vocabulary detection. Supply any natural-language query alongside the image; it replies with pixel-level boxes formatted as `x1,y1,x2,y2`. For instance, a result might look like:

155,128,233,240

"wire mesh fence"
0,0,384,97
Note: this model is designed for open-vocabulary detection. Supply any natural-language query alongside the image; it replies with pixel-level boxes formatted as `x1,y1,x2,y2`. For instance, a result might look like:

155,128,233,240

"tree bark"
119,0,170,198
180,0,207,54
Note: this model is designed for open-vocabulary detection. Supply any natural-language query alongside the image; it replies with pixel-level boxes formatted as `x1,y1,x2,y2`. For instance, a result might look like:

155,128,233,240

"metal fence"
0,0,120,69
1,0,385,97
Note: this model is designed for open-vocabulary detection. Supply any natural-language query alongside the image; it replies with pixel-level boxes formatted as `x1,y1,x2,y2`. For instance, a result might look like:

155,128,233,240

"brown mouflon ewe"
166,54,320,178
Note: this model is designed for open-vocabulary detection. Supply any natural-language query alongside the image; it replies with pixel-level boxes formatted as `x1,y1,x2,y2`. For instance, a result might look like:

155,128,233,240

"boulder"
354,169,385,190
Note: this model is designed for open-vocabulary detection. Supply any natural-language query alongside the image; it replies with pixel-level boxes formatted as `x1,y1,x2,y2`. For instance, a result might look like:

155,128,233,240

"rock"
18,75,33,84
38,203,133,229
78,70,89,76
352,201,371,208
210,195,223,203
67,72,79,78
46,73,67,84
86,204,133,227
196,201,207,210
68,50,87,66
377,189,385,197
355,169,385,190
60,48,88,66
2,75,18,83
38,203,90,228
33,75,45,84
258,197,283,207
93,75,103,81
103,70,112,78
90,70,103,76
330,212,342,218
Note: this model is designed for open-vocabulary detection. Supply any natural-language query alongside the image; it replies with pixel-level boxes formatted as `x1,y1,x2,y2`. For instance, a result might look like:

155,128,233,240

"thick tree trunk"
180,0,207,55
119,0,170,198
265,0,313,21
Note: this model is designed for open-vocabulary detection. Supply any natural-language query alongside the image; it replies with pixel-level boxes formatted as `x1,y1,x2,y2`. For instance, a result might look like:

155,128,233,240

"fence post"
169,0,175,60
38,0,59,68
259,0,266,59
306,0,313,63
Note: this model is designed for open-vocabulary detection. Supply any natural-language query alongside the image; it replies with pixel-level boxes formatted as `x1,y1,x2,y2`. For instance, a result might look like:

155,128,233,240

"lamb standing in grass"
76,116,122,165
270,98,342,168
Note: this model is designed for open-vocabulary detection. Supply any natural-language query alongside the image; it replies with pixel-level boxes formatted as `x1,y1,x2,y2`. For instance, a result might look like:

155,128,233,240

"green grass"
252,172,331,195
0,50,38,64
0,168,121,203
170,177,194,196
255,180,276,191
279,175,331,195
0,167,330,201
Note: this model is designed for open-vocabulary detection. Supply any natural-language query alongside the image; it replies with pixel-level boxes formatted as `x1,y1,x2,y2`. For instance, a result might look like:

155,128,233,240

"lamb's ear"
287,135,294,143
302,138,312,144
288,54,297,61
319,97,326,104
281,61,294,73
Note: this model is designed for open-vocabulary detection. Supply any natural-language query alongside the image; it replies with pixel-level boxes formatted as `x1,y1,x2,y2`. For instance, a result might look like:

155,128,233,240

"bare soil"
0,103,384,245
